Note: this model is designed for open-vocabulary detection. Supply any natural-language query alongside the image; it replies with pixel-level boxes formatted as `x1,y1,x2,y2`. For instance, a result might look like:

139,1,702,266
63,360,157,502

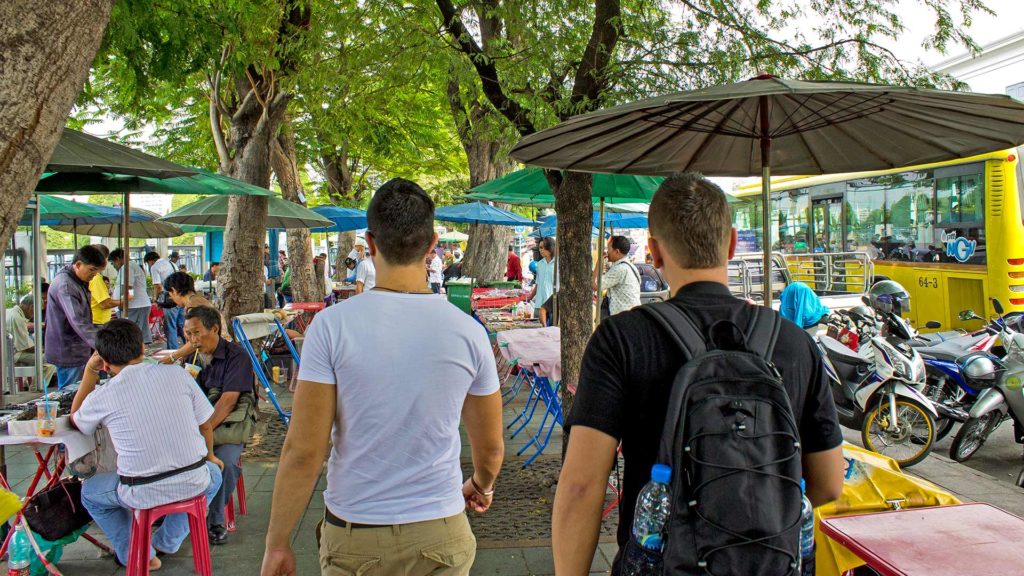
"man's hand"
260,546,296,576
86,352,105,373
159,354,177,365
208,454,225,471
462,478,494,513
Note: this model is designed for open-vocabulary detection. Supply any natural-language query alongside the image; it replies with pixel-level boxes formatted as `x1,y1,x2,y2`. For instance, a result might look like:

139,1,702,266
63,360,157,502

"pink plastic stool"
127,495,212,576
224,469,247,532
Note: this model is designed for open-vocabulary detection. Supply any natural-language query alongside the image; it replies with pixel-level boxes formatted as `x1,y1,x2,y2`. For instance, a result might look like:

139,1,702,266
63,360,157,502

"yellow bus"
731,149,1024,330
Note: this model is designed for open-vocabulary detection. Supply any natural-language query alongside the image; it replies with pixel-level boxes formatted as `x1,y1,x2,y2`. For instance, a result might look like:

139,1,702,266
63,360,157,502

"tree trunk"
333,231,355,281
0,0,114,249
553,172,593,421
270,122,318,304
460,223,510,281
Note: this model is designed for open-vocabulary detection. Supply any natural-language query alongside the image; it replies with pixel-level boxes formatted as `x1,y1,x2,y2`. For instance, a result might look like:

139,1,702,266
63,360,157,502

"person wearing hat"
353,237,376,294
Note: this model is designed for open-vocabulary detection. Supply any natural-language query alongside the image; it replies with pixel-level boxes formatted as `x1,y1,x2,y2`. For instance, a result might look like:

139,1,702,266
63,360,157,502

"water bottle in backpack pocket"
620,464,673,576
799,479,815,576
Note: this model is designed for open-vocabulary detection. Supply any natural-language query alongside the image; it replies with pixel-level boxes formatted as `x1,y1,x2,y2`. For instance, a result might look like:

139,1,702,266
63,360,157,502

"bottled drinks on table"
799,479,815,576
8,523,31,576
621,464,672,576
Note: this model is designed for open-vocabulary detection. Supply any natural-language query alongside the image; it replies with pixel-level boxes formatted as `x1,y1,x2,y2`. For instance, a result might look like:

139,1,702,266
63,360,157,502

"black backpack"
641,302,803,575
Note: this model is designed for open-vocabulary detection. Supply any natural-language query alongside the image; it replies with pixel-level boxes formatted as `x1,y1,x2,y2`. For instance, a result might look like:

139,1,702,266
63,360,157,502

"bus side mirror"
925,321,942,329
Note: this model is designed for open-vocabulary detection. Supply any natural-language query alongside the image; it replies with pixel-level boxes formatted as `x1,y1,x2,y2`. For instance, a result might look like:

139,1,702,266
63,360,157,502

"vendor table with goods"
331,282,356,303
474,308,542,334
820,503,1024,576
496,326,561,383
471,287,529,312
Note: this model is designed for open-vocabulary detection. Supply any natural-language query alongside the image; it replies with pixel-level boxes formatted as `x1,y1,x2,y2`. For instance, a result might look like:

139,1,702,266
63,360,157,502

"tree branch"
567,0,622,118
435,0,536,136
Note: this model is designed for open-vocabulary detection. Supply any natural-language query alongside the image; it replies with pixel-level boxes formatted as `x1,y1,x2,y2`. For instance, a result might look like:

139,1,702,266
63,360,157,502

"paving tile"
472,548,532,575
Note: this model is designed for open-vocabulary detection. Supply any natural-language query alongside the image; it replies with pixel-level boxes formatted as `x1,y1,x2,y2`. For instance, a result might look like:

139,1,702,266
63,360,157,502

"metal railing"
728,251,872,302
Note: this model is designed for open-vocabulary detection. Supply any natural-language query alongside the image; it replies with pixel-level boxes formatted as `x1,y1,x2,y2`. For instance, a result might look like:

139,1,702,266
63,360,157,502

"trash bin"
446,278,475,314
479,280,517,289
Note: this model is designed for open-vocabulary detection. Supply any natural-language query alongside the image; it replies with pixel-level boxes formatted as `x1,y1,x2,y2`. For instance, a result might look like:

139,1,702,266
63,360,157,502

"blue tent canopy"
532,212,647,237
434,202,537,226
309,206,367,232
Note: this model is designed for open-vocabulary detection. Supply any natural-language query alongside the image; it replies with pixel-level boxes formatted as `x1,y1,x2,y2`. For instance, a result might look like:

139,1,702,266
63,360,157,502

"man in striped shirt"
71,319,224,571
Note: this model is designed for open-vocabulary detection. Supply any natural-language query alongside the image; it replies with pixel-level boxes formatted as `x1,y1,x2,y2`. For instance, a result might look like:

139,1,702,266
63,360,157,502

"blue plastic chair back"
232,318,291,427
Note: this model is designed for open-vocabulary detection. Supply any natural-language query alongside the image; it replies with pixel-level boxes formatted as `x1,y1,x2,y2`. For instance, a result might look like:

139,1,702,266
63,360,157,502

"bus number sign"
918,277,939,289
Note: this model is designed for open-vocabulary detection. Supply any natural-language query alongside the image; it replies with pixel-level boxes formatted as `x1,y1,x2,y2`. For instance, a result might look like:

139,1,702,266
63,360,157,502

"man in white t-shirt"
71,319,223,571
354,241,376,294
111,249,153,343
261,178,504,576
146,250,182,348
428,251,443,294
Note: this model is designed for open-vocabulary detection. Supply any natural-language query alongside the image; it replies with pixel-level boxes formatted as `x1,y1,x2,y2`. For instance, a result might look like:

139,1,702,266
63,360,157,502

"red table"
819,503,1024,576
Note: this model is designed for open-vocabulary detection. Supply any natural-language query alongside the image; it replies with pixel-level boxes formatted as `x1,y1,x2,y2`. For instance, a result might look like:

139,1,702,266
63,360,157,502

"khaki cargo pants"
317,512,476,576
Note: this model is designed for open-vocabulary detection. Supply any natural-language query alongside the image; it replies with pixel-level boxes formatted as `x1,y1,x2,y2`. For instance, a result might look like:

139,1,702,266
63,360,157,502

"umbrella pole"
73,220,78,250
594,198,606,326
759,96,773,307
122,193,130,315
32,194,43,392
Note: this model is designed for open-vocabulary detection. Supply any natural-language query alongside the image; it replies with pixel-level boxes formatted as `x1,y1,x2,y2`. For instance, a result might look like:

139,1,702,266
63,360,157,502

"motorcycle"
948,299,1024,463
918,309,1006,442
817,298,940,468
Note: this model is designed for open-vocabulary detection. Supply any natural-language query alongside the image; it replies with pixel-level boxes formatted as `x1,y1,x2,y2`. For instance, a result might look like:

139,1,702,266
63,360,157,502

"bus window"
886,175,936,262
845,179,885,259
936,173,986,264
772,189,809,254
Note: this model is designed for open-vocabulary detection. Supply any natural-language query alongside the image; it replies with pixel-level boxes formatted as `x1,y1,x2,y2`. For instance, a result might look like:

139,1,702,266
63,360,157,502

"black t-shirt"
565,281,843,557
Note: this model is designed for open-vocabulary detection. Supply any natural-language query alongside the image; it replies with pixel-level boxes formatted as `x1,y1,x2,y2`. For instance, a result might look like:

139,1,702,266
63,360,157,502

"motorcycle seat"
915,340,969,362
913,331,965,346
819,335,871,366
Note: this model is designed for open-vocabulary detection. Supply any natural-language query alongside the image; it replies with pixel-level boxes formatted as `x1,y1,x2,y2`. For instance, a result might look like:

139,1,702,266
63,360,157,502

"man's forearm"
200,424,215,459
552,482,605,575
71,368,99,414
266,441,325,548
470,441,503,490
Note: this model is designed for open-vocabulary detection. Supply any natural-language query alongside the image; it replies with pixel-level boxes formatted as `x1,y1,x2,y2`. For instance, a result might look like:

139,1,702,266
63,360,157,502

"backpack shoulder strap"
641,302,707,361
743,305,783,360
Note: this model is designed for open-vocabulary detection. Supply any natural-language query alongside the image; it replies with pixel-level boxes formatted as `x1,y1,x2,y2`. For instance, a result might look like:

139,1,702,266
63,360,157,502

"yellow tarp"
815,444,961,576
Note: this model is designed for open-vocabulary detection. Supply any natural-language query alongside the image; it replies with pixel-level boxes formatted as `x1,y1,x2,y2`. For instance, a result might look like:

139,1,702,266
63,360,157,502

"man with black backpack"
552,173,844,575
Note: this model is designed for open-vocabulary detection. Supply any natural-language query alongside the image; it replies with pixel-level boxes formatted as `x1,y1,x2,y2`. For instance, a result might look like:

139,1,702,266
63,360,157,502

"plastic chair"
517,376,563,468
233,318,291,427
224,469,247,532
127,495,211,576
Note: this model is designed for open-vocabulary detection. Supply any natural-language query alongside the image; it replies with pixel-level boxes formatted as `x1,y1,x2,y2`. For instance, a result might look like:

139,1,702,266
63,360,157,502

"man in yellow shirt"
90,245,120,326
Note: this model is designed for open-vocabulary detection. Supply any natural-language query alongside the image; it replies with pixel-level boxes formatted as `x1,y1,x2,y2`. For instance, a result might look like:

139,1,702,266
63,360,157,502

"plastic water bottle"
799,479,815,576
7,524,31,576
621,464,672,576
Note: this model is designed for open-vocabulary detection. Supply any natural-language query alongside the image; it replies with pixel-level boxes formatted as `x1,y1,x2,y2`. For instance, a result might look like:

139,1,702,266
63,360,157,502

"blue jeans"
207,443,243,526
55,365,85,390
163,307,184,349
81,463,223,565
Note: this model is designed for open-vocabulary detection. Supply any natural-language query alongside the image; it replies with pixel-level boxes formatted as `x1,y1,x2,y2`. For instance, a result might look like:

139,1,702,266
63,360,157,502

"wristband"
469,476,494,497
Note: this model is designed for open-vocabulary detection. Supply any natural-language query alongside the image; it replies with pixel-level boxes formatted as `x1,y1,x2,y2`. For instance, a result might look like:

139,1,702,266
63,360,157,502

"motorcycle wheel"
861,397,935,468
949,413,997,463
935,418,957,442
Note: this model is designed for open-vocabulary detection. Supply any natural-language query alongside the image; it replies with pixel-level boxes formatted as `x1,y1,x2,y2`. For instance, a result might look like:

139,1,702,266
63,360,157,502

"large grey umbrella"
510,75,1024,303
159,195,333,229
51,208,184,238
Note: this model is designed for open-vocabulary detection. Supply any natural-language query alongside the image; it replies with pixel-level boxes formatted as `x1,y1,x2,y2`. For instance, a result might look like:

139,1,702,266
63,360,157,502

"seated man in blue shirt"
176,306,255,546
71,319,223,570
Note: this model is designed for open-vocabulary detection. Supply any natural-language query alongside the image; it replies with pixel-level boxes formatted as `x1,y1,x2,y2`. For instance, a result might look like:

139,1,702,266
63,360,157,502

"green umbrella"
46,128,198,178
51,208,184,238
467,167,662,204
20,195,122,225
160,195,333,230
439,231,469,242
36,168,274,196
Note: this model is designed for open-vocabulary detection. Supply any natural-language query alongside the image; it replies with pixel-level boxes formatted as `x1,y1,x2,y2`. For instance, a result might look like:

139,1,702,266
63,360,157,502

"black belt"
324,508,381,529
119,459,207,487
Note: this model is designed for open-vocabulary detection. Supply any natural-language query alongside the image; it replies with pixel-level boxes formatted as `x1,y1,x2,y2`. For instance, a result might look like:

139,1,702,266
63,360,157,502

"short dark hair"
109,248,125,262
169,251,179,259
539,237,555,253
143,251,160,264
649,173,731,268
185,306,221,332
163,271,195,295
74,245,107,268
609,235,631,255
508,245,515,252
92,244,110,258
95,319,143,366
210,262,221,267
366,178,435,265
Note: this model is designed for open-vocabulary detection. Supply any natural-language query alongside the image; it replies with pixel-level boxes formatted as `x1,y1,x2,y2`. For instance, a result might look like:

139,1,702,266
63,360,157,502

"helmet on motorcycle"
867,280,911,316
848,304,875,321
958,352,1002,382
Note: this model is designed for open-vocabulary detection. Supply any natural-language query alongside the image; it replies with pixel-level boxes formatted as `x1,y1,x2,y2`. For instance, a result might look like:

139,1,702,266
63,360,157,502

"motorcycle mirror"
958,309,981,322
925,321,942,329
992,298,1005,315
861,295,871,307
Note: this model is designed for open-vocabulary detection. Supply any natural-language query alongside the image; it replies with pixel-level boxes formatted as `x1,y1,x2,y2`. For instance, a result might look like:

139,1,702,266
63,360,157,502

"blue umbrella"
533,212,647,237
309,206,367,232
434,202,537,226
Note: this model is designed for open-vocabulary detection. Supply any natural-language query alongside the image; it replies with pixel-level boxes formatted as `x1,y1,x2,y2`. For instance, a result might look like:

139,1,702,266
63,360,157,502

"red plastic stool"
128,495,212,576
224,469,247,532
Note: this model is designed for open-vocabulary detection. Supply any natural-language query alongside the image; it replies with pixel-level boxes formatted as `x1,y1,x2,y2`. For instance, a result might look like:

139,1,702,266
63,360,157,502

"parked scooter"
919,309,1006,441
948,299,1024,463
817,281,939,467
